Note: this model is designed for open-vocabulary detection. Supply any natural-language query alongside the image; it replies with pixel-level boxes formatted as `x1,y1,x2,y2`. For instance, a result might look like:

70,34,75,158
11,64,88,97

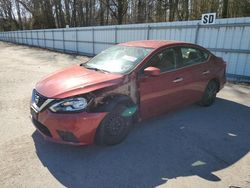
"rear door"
176,46,212,103
138,47,193,120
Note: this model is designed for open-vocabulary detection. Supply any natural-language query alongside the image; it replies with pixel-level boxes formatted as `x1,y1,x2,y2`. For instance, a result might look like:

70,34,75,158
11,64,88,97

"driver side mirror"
144,66,161,77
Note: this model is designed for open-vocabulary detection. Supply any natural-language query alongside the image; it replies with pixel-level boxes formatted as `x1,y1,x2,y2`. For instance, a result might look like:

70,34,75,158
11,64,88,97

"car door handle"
202,70,210,75
173,77,183,83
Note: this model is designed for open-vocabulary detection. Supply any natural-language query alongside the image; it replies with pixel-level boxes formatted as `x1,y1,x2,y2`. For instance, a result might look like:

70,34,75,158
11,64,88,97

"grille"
33,90,47,107
32,118,52,137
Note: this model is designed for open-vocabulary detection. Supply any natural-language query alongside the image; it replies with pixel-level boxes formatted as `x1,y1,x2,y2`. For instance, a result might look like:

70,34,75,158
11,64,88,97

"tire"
95,104,133,145
199,81,219,107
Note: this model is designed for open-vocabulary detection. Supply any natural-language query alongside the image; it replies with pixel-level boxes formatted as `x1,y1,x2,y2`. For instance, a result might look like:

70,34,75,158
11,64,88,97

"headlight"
49,97,88,112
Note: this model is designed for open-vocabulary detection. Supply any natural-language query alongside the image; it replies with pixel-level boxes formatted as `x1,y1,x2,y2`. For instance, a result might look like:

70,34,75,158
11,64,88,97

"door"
176,46,212,103
138,47,192,120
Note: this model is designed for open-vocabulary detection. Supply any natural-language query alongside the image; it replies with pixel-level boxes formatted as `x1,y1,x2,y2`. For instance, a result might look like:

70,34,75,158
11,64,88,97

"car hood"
35,65,123,98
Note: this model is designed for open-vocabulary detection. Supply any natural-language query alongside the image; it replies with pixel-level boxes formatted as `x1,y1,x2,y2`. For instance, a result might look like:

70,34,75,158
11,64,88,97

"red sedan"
30,40,226,146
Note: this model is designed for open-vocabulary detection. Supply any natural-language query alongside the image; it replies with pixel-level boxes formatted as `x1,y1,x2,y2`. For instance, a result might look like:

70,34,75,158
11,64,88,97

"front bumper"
31,108,107,145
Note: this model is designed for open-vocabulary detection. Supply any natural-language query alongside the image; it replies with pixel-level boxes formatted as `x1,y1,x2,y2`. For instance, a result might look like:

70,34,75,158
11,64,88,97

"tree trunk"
184,0,189,20
99,0,105,25
222,0,228,18
65,0,71,26
58,0,65,27
77,0,85,26
15,0,23,29
71,0,77,27
137,0,145,23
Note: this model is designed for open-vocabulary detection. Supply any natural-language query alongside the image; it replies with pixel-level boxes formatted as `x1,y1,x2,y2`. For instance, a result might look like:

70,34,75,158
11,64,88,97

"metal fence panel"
78,42,93,55
0,17,250,82
77,29,92,42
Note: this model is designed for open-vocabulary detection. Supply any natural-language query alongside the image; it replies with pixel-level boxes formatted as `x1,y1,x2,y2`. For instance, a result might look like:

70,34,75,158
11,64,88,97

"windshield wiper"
96,68,111,73
82,64,110,73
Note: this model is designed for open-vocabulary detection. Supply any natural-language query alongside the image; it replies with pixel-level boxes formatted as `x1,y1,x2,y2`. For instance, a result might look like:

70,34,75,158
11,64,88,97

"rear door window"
178,47,209,68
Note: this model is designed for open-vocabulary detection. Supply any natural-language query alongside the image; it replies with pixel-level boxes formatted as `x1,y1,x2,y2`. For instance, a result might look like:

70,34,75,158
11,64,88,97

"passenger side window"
143,48,176,73
179,47,209,68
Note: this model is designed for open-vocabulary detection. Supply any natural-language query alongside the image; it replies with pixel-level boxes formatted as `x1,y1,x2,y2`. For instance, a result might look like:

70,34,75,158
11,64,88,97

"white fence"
0,17,250,82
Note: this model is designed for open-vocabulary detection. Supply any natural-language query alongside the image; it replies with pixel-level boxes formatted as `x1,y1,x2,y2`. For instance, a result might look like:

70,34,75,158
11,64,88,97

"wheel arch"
90,94,137,113
93,94,137,145
209,78,220,92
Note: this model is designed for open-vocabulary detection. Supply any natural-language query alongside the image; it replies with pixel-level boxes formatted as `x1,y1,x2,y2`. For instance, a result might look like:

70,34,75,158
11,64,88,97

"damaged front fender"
88,73,139,116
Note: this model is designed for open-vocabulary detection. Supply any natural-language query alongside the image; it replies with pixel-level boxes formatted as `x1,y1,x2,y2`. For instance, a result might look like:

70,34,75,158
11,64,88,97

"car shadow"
32,98,250,188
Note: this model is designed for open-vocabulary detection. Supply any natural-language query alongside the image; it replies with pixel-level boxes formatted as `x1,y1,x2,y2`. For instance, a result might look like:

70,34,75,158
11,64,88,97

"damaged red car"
30,40,226,146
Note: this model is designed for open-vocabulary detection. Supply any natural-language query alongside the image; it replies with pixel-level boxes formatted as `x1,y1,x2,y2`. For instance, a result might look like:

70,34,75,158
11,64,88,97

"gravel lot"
0,41,249,188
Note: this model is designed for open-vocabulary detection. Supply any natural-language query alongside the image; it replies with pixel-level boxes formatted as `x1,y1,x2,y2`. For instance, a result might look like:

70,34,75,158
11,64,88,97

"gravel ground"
0,41,249,188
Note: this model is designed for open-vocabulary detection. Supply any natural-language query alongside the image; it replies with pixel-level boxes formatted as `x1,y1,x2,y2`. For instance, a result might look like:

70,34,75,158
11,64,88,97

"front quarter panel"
90,73,139,110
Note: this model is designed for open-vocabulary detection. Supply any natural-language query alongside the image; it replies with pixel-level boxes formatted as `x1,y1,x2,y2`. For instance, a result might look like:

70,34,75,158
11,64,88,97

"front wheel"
95,105,134,145
199,81,219,106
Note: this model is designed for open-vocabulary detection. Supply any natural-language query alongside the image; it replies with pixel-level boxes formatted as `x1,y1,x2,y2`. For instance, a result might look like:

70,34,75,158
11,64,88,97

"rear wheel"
95,104,134,145
200,81,219,106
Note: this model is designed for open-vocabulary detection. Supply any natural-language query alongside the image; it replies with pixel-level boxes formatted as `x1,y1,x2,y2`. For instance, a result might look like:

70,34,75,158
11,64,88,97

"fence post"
37,31,39,47
194,23,200,44
21,31,23,44
92,27,95,55
43,30,46,48
25,31,28,44
13,31,16,43
114,26,117,44
19,31,21,44
15,31,17,43
18,31,20,43
52,30,55,50
31,31,34,46
62,29,65,52
20,31,22,43
76,29,79,54
147,25,151,40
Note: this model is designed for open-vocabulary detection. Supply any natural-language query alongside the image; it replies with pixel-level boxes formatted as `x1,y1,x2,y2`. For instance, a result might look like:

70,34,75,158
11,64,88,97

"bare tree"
0,0,250,31
101,0,128,24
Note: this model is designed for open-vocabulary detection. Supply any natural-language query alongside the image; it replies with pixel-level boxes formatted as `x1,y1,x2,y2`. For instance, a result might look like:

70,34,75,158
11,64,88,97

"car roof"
119,40,188,49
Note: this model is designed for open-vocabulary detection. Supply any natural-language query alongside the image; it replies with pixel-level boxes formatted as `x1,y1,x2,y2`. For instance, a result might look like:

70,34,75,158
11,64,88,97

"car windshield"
82,45,153,74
